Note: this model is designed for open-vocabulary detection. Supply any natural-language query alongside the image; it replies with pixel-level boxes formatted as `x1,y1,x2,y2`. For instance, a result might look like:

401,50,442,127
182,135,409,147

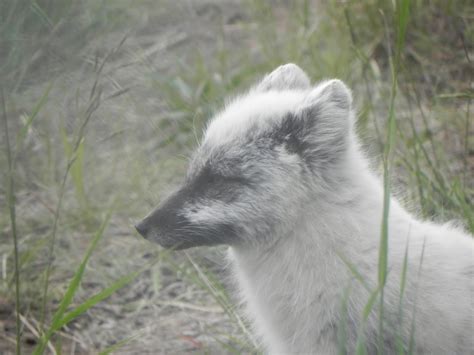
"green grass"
2,86,21,355
0,0,472,353
378,0,410,351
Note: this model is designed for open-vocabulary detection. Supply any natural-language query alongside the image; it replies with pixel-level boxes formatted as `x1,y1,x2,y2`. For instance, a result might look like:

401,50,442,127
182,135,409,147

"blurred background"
0,0,472,353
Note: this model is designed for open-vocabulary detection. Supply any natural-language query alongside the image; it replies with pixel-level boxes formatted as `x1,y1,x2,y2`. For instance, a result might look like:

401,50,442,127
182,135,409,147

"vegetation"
0,0,472,353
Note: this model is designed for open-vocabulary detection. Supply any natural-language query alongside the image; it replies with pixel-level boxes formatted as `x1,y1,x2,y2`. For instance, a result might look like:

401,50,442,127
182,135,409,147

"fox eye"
221,174,250,186
205,168,250,187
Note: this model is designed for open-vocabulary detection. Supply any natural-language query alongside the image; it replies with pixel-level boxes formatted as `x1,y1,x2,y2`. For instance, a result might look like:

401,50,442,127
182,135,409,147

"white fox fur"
225,66,473,354
228,157,473,354
137,64,474,354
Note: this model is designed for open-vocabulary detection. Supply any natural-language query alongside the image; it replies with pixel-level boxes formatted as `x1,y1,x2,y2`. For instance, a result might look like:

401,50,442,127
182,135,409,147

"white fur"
229,145,473,354
205,90,305,147
203,67,474,354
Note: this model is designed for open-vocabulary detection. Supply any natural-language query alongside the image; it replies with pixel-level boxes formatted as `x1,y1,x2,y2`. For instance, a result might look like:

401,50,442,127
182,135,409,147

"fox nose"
134,221,149,238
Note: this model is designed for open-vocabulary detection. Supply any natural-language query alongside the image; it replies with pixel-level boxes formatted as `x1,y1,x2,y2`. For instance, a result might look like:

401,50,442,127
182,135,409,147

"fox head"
135,64,354,249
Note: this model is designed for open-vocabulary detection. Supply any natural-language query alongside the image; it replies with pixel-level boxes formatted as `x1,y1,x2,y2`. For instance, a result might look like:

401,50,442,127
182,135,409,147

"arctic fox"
136,64,474,354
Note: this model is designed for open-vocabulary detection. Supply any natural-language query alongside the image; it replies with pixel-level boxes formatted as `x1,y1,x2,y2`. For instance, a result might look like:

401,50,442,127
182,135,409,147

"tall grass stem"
1,89,22,354
378,0,410,352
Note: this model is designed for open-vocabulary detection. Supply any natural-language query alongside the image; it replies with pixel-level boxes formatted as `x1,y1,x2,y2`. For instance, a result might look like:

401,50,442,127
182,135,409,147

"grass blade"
30,1,54,29
39,161,72,328
61,128,87,208
183,252,257,349
2,88,22,354
56,266,145,330
396,229,411,353
34,255,160,354
15,81,53,154
453,181,474,234
395,0,411,66
338,285,352,355
33,213,111,354
98,330,145,355
336,251,371,292
51,213,111,326
378,1,411,351
355,286,381,355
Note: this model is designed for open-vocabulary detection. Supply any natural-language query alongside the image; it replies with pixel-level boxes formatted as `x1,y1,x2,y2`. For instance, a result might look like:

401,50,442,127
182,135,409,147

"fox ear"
255,63,311,92
300,79,352,135
279,79,353,169
304,79,352,113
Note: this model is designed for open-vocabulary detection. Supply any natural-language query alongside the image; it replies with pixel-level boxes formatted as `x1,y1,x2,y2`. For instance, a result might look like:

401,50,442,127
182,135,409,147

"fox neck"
228,142,394,353
230,153,387,280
